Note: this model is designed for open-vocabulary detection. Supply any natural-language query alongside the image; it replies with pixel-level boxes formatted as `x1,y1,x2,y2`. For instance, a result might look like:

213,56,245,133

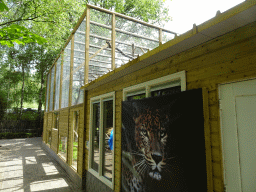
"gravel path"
0,137,83,192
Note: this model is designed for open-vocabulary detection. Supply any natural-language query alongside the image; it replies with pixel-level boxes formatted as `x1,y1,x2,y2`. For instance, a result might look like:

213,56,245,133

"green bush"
0,91,7,121
0,132,35,139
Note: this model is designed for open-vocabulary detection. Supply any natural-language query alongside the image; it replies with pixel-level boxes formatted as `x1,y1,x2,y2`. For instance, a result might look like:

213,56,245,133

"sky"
163,0,245,35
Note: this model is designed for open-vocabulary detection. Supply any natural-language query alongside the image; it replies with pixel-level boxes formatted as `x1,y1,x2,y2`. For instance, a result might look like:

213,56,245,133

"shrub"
0,132,35,139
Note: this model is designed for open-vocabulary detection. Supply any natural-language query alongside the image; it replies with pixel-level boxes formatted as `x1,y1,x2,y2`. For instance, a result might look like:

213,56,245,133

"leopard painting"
133,108,170,182
122,101,188,192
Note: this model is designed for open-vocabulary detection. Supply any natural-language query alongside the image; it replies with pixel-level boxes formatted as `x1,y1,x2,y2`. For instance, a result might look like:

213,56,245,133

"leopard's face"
134,108,169,181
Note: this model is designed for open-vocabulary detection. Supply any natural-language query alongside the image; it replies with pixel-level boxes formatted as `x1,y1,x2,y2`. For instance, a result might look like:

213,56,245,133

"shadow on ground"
0,137,83,192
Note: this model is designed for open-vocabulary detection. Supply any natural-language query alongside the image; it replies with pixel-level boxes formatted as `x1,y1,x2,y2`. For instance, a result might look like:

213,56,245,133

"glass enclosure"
45,5,177,111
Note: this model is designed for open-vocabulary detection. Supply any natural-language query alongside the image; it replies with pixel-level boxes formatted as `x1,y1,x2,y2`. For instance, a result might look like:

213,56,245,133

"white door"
219,79,256,192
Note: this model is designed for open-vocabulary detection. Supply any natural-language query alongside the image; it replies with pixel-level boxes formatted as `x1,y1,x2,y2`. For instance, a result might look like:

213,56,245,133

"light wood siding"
47,113,53,131
69,104,84,177
51,128,58,153
83,21,256,192
59,109,69,137
43,113,47,142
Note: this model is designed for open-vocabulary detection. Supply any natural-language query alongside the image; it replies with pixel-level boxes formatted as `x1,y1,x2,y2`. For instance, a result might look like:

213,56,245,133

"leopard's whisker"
133,158,144,166
139,164,147,175
136,160,146,171
133,159,145,169
142,164,149,175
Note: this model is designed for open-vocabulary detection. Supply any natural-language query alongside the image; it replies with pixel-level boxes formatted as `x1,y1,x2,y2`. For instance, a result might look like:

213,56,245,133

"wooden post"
69,35,75,107
85,7,90,84
159,28,162,45
202,87,213,192
44,76,48,113
59,53,64,109
111,13,116,70
53,63,57,111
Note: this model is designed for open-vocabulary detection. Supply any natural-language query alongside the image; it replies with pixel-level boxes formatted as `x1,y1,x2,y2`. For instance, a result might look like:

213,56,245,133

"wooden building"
42,1,256,191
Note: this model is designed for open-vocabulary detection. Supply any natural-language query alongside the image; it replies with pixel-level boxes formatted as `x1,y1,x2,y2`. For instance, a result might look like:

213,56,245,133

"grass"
73,142,78,161
58,141,78,161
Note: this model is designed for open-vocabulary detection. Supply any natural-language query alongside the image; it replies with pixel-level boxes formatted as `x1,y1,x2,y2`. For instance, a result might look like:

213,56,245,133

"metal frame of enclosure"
45,4,177,112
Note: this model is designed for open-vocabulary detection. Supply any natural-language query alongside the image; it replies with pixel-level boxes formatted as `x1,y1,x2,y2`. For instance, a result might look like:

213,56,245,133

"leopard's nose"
152,153,162,165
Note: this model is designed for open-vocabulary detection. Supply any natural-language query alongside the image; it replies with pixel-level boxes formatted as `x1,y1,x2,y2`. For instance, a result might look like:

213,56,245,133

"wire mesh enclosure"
49,66,55,111
46,4,177,111
61,42,71,108
54,57,61,110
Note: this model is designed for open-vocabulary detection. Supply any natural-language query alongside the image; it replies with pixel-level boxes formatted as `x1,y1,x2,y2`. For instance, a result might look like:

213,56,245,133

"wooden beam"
44,77,48,112
159,28,162,45
87,4,177,35
69,35,75,107
111,13,116,70
85,7,90,85
90,20,159,43
89,43,109,61
47,73,51,112
72,44,132,59
76,32,155,51
202,88,213,192
53,64,57,111
74,52,129,61
59,53,64,109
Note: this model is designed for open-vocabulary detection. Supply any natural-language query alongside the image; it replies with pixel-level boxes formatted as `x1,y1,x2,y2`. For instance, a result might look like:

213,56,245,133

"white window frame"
123,71,186,100
88,91,115,189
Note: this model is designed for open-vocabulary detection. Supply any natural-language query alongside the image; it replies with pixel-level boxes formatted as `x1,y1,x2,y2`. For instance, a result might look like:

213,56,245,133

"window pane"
92,102,100,172
72,112,79,169
58,136,68,161
103,100,113,181
127,93,146,101
151,86,181,97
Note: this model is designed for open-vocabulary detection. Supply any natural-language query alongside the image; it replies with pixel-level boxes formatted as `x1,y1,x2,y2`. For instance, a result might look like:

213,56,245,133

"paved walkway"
0,137,83,192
